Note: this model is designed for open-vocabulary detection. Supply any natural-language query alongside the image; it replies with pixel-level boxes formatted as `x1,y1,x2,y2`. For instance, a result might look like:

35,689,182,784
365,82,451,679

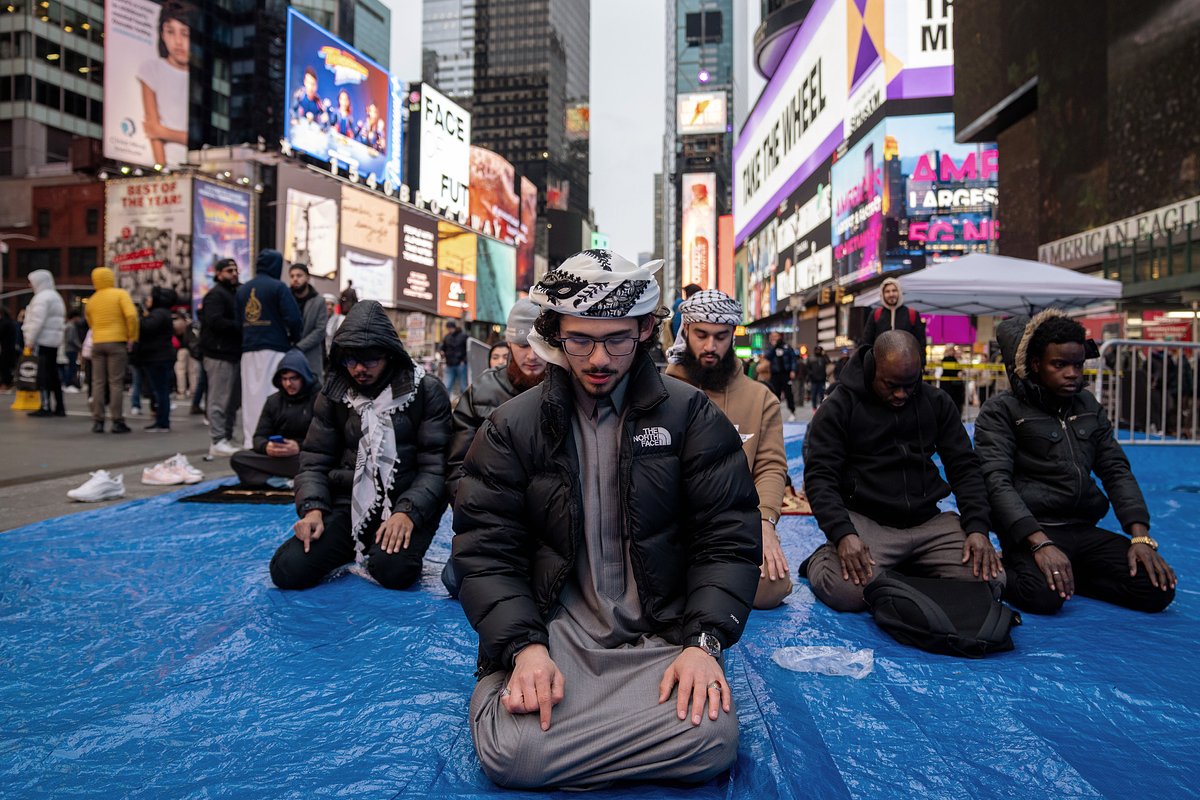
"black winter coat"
803,345,991,541
199,281,241,361
973,314,1149,550
137,287,177,364
252,349,317,452
451,353,762,677
446,365,521,502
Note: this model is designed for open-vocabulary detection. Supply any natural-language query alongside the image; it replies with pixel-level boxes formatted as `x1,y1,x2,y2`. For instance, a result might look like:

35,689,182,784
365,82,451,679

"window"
16,248,60,277
35,79,60,111
85,208,99,235
36,209,50,238
68,247,97,276
685,11,723,45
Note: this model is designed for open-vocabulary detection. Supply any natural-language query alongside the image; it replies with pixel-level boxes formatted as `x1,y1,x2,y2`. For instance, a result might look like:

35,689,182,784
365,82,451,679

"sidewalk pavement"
0,389,235,531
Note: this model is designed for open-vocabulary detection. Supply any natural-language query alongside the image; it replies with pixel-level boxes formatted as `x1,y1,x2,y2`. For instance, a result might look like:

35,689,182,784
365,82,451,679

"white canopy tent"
853,254,1122,316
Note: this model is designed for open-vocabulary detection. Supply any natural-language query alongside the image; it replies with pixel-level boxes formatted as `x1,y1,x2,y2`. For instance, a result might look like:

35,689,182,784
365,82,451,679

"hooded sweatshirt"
973,311,1150,549
86,267,139,344
22,269,65,349
236,250,303,353
862,277,926,363
252,348,317,453
803,344,991,541
137,287,178,364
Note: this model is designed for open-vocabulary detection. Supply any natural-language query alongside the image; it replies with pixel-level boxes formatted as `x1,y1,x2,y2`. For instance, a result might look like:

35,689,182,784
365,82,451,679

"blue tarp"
2,427,1198,798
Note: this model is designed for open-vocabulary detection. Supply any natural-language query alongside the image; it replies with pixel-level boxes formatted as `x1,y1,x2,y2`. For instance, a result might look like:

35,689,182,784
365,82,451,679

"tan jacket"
667,363,787,523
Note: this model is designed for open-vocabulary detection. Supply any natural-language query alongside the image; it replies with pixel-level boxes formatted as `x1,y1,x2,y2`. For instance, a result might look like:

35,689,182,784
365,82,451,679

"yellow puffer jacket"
85,267,139,344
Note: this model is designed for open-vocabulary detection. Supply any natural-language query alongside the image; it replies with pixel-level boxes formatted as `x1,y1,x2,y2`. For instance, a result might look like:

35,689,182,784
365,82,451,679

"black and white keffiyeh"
528,250,665,367
666,290,743,364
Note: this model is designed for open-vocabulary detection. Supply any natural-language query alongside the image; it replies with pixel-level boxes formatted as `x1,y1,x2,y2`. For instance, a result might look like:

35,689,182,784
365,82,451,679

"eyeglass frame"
556,335,640,357
340,356,385,369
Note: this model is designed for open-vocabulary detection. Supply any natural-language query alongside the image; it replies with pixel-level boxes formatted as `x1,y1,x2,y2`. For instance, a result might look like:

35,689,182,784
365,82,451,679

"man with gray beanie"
451,250,761,790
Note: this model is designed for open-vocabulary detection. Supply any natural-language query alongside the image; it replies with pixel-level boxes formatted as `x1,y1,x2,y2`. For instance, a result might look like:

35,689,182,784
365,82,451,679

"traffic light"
834,285,845,303
819,286,831,304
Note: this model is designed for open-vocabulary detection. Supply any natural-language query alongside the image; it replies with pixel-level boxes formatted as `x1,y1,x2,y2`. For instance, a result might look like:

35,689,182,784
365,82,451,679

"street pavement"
0,388,234,531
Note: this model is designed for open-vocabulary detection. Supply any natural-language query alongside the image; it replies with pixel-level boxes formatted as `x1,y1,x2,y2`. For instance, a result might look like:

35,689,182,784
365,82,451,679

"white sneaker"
209,439,241,458
67,470,125,502
165,453,203,484
142,462,183,485
129,407,142,416
64,385,81,394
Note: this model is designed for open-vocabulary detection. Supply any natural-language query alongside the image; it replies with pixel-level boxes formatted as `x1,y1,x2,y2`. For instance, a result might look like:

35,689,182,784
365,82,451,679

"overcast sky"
389,1,665,259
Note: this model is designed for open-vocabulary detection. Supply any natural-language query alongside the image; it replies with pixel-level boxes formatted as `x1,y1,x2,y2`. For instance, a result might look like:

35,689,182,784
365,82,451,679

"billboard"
284,8,402,186
681,173,717,289
340,248,395,305
832,120,886,285
475,237,517,325
191,180,251,312
282,187,339,278
565,103,590,141
104,176,193,307
103,0,191,168
396,208,438,313
417,83,471,221
515,176,538,291
436,222,477,319
340,185,399,258
678,92,728,135
469,146,519,243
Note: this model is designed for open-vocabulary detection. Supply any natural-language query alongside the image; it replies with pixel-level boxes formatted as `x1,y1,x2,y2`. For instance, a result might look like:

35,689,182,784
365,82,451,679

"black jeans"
270,506,436,591
230,450,299,486
769,372,795,412
36,345,63,411
810,380,826,408
1003,524,1175,614
143,360,174,428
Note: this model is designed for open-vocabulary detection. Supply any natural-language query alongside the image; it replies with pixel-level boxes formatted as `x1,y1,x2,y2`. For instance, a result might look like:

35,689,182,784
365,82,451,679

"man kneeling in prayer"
230,349,315,487
451,250,761,789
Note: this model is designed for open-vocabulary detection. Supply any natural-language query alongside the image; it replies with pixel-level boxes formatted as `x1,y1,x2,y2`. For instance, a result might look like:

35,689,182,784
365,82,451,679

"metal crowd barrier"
1094,339,1200,445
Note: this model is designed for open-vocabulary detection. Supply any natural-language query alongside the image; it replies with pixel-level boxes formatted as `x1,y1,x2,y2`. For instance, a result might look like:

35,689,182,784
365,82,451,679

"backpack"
873,306,919,327
864,571,1021,658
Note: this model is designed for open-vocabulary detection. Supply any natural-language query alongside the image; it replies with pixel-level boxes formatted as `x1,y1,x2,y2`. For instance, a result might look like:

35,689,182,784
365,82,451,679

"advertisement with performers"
104,176,193,307
103,0,192,168
284,8,402,187
469,146,519,244
191,180,251,311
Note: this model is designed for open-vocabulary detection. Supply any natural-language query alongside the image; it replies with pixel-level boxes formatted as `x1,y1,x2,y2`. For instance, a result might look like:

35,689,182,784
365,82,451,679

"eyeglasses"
557,336,639,357
340,356,383,369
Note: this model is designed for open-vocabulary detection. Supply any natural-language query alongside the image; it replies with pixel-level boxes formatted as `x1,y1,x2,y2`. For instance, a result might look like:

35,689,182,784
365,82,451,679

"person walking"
22,269,66,417
84,267,139,433
236,249,302,449
287,262,328,383
322,293,344,368
806,345,831,409
137,286,178,432
61,310,84,391
200,258,242,456
764,331,798,420
439,320,468,397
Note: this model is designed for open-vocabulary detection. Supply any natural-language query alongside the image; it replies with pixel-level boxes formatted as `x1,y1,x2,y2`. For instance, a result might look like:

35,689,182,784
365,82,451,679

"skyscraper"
423,0,477,100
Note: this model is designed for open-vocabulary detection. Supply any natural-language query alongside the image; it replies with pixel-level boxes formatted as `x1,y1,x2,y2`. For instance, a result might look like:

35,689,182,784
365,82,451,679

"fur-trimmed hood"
996,308,1070,381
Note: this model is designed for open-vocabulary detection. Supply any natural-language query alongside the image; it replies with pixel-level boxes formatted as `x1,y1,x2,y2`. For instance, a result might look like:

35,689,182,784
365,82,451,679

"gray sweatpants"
203,357,237,444
469,613,739,790
806,510,1005,612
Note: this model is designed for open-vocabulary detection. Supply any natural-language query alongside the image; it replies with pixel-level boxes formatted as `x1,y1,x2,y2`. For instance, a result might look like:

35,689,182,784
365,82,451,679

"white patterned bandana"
528,249,665,368
345,364,424,564
666,290,743,364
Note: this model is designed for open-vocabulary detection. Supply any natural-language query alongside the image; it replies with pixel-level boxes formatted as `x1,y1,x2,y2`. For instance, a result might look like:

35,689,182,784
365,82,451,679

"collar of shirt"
571,372,631,420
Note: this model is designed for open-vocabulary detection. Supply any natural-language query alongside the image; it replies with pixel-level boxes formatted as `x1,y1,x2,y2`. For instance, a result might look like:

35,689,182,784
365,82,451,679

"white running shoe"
129,407,141,416
67,470,125,502
209,439,241,458
165,453,203,484
142,462,183,485
63,385,81,394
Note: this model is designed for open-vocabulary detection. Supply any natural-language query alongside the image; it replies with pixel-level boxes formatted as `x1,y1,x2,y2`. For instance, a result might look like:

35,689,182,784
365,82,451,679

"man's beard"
507,357,546,392
682,346,738,391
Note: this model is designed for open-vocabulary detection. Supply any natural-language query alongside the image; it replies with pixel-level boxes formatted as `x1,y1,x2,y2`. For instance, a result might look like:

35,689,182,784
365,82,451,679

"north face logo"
633,426,672,448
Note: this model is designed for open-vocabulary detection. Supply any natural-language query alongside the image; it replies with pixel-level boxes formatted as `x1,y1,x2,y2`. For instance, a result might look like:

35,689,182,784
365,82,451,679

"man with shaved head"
800,330,1003,612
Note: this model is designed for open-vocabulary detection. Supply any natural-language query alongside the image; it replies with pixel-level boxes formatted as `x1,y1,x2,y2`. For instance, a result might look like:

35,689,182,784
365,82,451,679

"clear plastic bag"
772,645,874,679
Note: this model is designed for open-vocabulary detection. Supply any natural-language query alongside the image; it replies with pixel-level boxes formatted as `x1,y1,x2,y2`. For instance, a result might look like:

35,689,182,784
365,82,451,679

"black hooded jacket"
803,344,991,541
450,352,762,678
252,348,317,453
137,287,178,364
973,312,1150,550
294,301,451,533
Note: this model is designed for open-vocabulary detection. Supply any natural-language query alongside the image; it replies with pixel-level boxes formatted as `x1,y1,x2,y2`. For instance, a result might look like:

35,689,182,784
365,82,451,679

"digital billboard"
282,187,339,279
681,173,717,288
515,177,538,291
475,237,517,325
396,208,438,314
104,176,193,307
284,9,402,187
565,104,590,141
678,92,728,135
340,248,395,305
191,180,251,312
103,0,191,168
832,120,887,285
436,221,477,319
469,146,519,244
417,83,471,221
340,185,399,258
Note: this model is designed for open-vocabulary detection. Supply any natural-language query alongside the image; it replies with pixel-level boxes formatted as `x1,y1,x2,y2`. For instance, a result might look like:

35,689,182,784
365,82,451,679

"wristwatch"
686,632,722,659
1130,535,1158,550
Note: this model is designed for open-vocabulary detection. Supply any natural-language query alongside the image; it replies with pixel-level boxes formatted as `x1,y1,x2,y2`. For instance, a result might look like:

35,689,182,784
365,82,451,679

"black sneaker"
189,406,204,415
92,421,105,433
144,424,170,433
28,409,52,417
111,421,132,434
53,408,66,417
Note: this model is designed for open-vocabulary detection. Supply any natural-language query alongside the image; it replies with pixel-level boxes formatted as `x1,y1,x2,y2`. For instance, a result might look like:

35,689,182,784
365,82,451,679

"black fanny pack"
864,571,1021,658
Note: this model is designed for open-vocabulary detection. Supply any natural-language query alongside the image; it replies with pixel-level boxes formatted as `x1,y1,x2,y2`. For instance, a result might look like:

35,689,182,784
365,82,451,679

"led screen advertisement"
103,0,191,168
105,176,193,307
678,92,727,135
475,238,517,325
831,120,887,286
417,83,471,221
191,180,251,312
469,146,519,244
436,222,477,319
515,177,538,291
396,208,438,314
681,173,717,289
284,9,402,187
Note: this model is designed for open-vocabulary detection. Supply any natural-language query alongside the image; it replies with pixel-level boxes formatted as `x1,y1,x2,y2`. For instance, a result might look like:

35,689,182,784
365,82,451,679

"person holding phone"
230,349,316,487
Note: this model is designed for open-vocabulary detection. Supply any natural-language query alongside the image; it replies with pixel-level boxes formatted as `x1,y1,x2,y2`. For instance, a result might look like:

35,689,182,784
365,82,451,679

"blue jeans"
444,362,468,395
143,361,173,429
130,366,143,410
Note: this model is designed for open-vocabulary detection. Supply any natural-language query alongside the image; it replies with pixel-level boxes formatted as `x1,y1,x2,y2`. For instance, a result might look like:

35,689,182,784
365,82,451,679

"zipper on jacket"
1058,416,1085,506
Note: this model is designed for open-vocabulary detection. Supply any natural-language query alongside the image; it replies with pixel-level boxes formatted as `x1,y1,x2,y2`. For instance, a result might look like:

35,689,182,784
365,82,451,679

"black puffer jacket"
137,287,178,364
252,348,317,453
294,301,451,533
803,344,990,541
974,311,1149,550
446,364,521,502
199,280,241,362
451,353,762,677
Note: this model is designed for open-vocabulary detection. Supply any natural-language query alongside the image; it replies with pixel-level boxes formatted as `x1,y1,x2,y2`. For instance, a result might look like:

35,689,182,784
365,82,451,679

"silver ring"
1052,570,1061,575
499,688,511,698
707,681,721,691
